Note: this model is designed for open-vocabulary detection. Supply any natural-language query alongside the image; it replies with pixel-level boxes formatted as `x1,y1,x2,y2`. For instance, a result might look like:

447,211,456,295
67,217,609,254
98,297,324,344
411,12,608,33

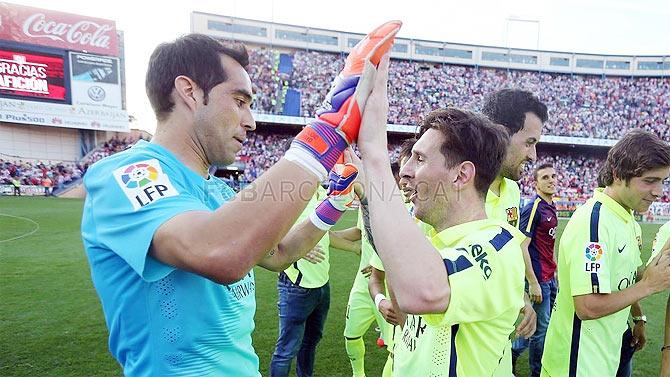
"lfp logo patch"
121,163,158,188
585,243,603,261
584,242,604,273
114,159,178,210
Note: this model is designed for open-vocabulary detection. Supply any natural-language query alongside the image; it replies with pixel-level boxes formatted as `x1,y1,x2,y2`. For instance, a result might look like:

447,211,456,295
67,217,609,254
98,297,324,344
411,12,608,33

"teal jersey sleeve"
82,156,211,282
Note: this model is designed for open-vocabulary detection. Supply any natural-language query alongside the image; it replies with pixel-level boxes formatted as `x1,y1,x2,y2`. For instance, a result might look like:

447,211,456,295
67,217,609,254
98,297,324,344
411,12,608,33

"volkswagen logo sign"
87,86,106,102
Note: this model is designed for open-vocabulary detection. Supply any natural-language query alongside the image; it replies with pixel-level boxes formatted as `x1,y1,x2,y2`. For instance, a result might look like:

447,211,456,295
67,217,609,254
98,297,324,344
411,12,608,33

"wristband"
374,293,387,309
632,315,647,324
309,200,344,231
662,345,670,352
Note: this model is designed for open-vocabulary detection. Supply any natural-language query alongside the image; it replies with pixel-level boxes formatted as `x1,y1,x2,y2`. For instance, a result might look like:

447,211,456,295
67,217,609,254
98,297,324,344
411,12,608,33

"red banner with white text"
0,47,66,101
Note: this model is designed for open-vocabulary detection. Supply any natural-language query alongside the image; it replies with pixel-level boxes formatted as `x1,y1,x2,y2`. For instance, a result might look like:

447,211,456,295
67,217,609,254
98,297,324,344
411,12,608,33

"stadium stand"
248,49,670,141
1,136,141,195
4,48,668,210
5,130,667,204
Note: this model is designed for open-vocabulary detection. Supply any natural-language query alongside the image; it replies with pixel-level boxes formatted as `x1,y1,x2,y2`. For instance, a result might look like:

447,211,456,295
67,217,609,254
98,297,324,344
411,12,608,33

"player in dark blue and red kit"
512,162,558,377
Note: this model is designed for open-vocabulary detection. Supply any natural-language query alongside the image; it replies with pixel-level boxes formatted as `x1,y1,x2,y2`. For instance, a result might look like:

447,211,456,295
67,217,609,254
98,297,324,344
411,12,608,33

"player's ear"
174,75,200,112
453,161,476,189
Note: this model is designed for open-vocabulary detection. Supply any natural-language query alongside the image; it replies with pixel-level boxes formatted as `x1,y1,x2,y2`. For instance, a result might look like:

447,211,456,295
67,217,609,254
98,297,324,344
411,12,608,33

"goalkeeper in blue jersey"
81,22,401,377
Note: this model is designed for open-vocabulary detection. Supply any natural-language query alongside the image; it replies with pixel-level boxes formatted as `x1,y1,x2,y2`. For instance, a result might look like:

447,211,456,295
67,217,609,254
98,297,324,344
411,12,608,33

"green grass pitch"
0,197,667,376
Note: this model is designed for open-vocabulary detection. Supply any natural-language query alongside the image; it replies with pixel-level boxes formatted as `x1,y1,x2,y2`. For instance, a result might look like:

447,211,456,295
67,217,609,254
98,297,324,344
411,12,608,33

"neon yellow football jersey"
486,177,522,228
542,189,642,377
283,187,330,288
392,219,525,377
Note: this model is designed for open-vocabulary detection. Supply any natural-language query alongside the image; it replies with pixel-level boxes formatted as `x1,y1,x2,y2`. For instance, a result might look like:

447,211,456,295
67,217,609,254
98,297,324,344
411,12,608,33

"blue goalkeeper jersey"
81,140,260,377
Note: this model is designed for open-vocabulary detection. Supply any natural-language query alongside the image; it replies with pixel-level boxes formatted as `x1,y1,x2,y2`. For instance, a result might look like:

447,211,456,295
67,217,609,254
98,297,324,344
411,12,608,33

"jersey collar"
430,219,495,249
593,188,634,223
535,194,556,208
487,177,515,205
140,140,214,183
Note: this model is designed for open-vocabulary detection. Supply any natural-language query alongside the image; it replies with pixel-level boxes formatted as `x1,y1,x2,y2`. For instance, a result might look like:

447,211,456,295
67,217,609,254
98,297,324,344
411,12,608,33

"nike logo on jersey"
547,216,552,222
618,245,626,253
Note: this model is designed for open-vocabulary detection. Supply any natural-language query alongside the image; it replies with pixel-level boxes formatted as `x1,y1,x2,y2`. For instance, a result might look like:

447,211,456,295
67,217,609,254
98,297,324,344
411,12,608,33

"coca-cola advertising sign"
0,2,118,56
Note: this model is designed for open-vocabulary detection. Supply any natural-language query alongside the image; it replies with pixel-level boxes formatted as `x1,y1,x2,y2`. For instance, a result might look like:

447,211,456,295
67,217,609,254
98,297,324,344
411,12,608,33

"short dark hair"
391,162,400,178
398,138,416,164
145,34,249,121
482,89,548,135
533,162,554,180
598,129,670,186
419,108,510,196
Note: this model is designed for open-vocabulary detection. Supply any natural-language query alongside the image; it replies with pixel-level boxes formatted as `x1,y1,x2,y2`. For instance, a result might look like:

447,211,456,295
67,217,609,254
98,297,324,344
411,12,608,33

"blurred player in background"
270,156,362,377
511,163,559,376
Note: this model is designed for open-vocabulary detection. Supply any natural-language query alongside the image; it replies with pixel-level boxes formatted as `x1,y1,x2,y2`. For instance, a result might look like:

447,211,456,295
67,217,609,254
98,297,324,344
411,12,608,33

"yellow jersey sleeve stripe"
525,198,541,234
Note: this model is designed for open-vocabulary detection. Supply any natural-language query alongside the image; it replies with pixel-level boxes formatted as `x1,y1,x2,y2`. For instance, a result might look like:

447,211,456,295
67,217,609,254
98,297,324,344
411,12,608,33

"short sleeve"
564,224,612,296
519,200,539,238
84,158,211,282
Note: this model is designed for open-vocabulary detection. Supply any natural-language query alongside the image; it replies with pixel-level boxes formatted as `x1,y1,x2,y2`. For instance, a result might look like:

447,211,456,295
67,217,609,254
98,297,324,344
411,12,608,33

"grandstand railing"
252,111,617,147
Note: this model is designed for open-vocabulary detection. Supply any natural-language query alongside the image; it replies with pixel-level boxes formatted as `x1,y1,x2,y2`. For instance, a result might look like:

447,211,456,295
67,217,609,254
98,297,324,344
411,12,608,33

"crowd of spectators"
232,131,669,202
248,48,285,114
84,136,141,166
1,136,139,195
248,48,670,141
1,159,85,194
236,131,293,183
3,129,668,205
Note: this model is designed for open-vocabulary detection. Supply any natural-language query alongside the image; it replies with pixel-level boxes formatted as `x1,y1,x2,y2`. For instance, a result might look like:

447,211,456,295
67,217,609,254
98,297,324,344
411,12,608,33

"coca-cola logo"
22,13,113,50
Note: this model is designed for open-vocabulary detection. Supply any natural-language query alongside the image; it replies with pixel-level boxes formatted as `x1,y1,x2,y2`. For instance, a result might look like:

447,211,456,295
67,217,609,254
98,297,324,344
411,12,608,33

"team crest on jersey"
114,159,178,210
584,242,604,273
506,207,519,227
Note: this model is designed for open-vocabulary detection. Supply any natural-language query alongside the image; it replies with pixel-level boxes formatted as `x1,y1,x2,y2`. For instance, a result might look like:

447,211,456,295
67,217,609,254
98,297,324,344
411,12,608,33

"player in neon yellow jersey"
357,65,527,377
342,138,415,377
270,181,363,377
542,130,670,377
482,89,551,375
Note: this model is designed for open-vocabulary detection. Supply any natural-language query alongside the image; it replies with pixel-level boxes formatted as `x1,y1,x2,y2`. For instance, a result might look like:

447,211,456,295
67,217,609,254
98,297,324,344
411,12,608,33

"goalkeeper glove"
309,163,359,230
285,20,402,180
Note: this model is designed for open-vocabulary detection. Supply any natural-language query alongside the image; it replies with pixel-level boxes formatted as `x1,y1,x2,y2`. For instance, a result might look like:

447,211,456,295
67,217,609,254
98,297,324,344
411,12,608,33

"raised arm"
151,21,401,284
356,55,450,314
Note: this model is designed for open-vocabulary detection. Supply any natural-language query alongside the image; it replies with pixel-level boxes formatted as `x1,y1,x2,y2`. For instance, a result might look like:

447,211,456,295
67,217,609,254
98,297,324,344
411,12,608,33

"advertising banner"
0,96,128,132
69,52,121,109
0,2,118,56
0,46,67,102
